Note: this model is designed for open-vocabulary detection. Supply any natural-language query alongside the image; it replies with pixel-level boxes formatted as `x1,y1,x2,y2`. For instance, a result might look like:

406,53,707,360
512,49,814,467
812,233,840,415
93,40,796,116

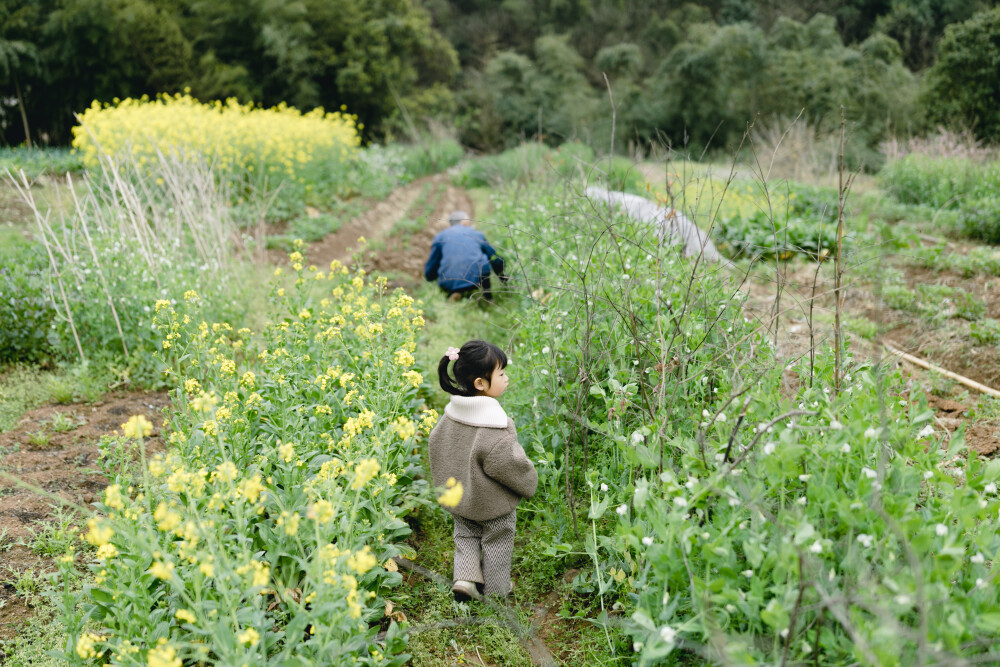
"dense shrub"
490,175,1000,664
879,155,1000,209
958,197,1000,244
0,230,57,363
57,257,432,665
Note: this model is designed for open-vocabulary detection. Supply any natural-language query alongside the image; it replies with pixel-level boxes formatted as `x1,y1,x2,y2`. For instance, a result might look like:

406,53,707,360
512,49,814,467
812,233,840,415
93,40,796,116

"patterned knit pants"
452,509,516,596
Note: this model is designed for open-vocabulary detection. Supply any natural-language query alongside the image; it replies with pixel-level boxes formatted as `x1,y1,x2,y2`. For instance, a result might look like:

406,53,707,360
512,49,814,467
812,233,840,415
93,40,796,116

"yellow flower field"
71,93,361,184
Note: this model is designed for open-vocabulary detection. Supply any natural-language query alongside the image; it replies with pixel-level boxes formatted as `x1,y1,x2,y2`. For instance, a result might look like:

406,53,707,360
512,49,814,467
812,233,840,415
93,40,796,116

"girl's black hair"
438,339,508,397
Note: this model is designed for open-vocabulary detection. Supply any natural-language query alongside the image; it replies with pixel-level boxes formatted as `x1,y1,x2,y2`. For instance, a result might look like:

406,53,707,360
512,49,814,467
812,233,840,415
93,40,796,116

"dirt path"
0,393,169,641
306,174,475,288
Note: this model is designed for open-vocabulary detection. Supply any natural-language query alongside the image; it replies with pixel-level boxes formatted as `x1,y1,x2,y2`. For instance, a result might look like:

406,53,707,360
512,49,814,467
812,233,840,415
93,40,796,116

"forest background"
3,0,1000,162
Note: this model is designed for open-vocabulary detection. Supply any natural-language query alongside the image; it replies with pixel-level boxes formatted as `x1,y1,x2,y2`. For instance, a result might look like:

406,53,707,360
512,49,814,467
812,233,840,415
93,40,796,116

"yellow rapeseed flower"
238,627,260,646
149,560,175,580
438,478,464,508
76,632,104,659
122,415,153,439
347,545,377,574
84,517,114,547
308,499,335,524
96,543,118,560
278,441,295,463
175,609,196,624
238,475,266,503
104,483,126,511
154,502,182,532
147,640,181,667
351,458,380,490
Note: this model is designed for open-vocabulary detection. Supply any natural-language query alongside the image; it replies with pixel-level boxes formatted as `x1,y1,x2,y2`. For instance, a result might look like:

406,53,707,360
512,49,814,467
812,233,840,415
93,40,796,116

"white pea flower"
779,628,789,639
541,346,550,354
741,569,754,578
864,427,877,439
924,470,934,480
971,553,985,564
600,483,609,492
796,496,807,505
830,420,843,430
702,409,711,418
935,524,948,537
977,578,985,588
540,369,549,375
616,504,628,516
633,642,643,652
809,540,823,554
985,483,997,495
895,594,912,606
763,442,776,455
716,412,727,423
917,424,935,438
674,496,688,508
862,467,877,480
642,536,654,547
857,534,874,548
659,625,676,644
841,444,851,453
799,474,811,482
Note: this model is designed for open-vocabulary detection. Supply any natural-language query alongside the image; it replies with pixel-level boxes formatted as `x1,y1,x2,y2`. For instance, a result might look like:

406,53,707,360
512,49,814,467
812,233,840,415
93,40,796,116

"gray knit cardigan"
428,395,538,522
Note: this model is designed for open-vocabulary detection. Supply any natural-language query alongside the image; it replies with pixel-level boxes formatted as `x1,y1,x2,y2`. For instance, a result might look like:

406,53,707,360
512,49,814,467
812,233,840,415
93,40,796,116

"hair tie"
445,346,460,361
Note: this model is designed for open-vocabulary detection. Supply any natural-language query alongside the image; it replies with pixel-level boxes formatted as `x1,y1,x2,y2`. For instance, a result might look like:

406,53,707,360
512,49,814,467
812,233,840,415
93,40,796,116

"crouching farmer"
424,210,506,301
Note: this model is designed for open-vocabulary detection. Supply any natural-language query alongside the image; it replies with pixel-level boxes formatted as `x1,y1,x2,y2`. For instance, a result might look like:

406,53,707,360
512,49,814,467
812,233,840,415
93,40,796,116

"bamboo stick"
883,341,1000,399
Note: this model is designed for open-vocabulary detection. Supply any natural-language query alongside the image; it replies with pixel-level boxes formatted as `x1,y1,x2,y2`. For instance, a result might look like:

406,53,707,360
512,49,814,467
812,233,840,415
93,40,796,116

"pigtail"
438,355,467,396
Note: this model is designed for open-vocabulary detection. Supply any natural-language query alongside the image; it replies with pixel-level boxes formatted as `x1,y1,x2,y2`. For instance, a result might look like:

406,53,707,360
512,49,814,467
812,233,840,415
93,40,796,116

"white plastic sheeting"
584,186,725,263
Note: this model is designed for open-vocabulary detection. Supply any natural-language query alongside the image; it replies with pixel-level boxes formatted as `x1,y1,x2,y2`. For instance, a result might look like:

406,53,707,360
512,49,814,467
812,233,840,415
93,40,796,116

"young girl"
428,339,538,601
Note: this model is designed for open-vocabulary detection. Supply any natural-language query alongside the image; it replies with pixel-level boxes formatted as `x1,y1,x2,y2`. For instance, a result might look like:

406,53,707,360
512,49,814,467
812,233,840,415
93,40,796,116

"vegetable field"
2,104,1000,666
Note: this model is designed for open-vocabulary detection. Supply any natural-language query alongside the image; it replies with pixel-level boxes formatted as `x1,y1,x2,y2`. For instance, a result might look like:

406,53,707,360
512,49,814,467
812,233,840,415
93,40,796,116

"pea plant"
493,172,1000,665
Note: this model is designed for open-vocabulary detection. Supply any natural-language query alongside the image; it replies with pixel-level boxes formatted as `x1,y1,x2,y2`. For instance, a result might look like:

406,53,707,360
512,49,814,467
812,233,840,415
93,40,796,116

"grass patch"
0,605,68,667
0,366,54,432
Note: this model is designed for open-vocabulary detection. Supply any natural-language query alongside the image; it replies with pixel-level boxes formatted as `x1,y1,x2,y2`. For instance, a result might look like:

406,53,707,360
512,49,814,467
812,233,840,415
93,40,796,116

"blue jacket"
424,226,502,292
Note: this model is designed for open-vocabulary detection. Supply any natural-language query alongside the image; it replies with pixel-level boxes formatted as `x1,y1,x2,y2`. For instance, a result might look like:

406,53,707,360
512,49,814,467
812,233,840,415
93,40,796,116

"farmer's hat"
448,210,470,226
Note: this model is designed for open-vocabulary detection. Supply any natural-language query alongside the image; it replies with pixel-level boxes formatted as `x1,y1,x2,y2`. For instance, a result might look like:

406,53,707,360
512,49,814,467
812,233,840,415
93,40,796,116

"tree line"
1,0,999,153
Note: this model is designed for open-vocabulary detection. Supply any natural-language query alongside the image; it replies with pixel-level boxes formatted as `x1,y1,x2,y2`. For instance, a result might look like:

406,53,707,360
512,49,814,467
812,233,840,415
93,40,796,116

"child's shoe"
452,580,482,602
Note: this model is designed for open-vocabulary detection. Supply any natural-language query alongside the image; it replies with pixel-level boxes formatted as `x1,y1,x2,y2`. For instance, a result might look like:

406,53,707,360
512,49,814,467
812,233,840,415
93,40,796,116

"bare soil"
0,392,169,640
740,249,1000,459
306,174,474,290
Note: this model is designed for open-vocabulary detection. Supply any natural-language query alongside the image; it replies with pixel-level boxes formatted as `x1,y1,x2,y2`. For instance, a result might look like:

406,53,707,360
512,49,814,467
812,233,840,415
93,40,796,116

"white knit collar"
445,395,509,428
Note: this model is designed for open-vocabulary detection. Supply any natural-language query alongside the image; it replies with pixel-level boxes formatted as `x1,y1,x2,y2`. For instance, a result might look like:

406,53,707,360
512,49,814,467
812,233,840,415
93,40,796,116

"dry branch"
882,341,1000,399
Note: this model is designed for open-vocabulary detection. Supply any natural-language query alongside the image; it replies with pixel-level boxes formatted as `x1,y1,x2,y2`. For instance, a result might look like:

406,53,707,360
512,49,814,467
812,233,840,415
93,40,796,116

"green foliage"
0,608,67,667
922,7,1000,143
459,143,555,188
18,509,80,557
0,228,57,363
958,196,1000,244
883,282,986,321
970,318,1000,345
879,155,1000,209
714,182,842,259
0,364,51,431
485,175,1000,664
0,147,82,176
54,263,428,665
906,244,1000,277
